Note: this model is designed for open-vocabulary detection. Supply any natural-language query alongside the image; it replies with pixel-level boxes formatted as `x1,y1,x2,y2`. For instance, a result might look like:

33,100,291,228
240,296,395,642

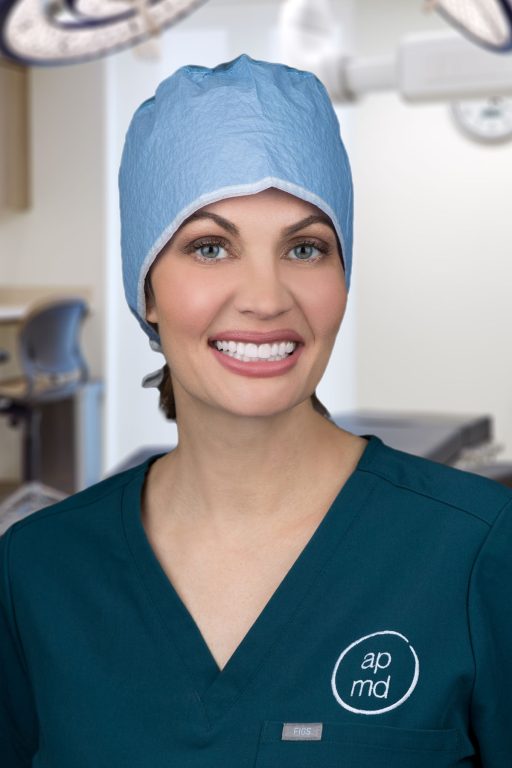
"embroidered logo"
331,630,419,715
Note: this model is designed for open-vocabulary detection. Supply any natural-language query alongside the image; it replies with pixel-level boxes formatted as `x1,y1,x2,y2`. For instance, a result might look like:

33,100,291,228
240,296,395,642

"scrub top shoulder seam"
355,465,506,528
3,460,153,538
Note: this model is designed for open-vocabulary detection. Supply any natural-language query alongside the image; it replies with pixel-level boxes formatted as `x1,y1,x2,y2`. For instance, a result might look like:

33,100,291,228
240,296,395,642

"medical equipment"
430,0,512,53
0,0,210,65
279,0,512,105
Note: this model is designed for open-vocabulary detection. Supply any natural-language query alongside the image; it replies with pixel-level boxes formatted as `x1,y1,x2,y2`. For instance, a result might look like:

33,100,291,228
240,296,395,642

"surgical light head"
430,0,512,53
119,54,354,345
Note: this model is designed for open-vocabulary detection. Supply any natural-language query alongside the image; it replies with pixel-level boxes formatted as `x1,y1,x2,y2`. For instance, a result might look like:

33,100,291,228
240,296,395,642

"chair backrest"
18,298,89,401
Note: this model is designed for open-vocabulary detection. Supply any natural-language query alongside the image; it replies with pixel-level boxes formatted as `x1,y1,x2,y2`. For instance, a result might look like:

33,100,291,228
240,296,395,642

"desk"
0,286,92,319
0,305,26,322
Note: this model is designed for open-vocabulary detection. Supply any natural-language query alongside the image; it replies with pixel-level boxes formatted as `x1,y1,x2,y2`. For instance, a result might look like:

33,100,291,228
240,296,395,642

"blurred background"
1,0,512,521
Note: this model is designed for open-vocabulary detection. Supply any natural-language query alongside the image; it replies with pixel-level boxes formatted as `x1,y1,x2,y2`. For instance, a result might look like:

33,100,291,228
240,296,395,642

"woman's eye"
288,242,325,261
190,240,228,261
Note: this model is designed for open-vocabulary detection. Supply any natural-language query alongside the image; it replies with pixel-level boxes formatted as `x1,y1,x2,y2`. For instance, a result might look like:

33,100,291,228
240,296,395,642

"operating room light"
0,0,210,65
279,0,512,104
430,0,512,52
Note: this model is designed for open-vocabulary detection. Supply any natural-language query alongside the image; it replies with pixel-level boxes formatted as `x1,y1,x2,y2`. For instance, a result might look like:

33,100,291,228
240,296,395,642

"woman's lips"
209,342,304,378
208,329,305,344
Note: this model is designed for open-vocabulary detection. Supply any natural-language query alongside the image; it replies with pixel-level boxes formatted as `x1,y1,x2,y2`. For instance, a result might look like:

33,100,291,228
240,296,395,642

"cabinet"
0,57,29,211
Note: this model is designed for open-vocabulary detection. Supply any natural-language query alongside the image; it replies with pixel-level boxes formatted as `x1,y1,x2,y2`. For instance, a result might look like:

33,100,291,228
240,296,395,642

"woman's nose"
234,259,294,319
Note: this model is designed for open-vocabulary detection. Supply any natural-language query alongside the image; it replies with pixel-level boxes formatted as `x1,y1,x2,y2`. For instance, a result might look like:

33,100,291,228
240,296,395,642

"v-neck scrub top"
1,434,512,768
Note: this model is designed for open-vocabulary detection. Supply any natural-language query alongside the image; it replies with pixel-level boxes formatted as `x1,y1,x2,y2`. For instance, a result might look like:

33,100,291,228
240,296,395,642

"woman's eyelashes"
183,236,331,264
187,237,230,262
290,241,329,262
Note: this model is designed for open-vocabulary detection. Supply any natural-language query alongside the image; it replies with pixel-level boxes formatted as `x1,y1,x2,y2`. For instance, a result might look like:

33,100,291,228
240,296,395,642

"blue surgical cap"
119,54,353,344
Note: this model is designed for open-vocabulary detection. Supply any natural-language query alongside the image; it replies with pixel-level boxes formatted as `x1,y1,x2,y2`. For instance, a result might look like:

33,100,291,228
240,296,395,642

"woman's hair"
144,274,332,422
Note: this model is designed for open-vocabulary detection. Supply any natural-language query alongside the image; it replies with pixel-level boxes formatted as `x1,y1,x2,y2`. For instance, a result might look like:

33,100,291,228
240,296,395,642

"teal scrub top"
1,434,512,768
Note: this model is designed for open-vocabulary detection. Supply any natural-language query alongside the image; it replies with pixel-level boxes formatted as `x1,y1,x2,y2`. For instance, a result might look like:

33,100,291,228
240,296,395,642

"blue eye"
190,240,228,261
198,243,225,259
289,242,324,261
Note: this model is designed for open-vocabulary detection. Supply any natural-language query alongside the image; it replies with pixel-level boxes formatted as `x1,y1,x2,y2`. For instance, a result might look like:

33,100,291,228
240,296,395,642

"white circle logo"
331,630,419,715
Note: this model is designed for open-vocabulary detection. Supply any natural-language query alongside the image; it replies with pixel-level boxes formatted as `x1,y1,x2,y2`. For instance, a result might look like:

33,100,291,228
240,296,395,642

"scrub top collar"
121,434,382,726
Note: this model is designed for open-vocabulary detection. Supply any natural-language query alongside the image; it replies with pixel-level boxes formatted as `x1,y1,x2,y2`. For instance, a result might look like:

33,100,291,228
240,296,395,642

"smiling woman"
1,54,512,768
144,191,344,421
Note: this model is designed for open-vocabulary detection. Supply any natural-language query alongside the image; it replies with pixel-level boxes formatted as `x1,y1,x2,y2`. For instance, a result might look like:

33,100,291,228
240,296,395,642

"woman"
1,55,511,768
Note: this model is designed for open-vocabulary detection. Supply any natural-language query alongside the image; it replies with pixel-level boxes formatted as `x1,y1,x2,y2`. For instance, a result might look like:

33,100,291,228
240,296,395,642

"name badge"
282,723,323,741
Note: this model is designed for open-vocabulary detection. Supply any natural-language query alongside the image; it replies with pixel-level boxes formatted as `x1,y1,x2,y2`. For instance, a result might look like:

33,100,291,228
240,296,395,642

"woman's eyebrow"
178,211,336,238
181,211,239,236
282,214,336,237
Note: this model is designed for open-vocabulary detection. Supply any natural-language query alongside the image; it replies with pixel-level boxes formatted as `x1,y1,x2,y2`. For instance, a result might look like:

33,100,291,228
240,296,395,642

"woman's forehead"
199,187,324,216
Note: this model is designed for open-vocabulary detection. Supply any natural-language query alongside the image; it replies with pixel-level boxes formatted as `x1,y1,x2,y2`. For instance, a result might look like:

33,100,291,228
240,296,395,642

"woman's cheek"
304,274,347,338
159,274,227,339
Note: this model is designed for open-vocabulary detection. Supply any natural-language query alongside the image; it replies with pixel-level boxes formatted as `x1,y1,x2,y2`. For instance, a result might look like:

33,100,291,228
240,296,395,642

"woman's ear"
144,275,158,323
146,299,158,324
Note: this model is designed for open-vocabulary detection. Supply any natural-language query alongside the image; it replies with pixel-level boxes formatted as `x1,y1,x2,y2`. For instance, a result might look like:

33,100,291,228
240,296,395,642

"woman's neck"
144,400,366,537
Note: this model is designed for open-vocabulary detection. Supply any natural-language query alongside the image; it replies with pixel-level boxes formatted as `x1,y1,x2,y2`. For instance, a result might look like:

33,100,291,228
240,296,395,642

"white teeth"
213,339,298,362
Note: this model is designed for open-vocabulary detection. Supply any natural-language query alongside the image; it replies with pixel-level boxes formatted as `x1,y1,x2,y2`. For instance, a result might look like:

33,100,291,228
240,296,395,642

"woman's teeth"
213,340,297,362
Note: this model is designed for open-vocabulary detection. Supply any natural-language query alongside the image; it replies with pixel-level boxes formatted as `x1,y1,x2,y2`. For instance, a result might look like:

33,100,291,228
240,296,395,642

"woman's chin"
211,393,311,420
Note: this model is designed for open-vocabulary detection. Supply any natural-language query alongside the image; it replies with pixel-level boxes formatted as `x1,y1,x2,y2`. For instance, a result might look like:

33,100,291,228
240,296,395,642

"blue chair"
0,298,89,481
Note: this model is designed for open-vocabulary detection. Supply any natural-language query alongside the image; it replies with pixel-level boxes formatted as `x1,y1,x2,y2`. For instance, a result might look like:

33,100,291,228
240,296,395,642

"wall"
0,60,107,479
350,0,512,458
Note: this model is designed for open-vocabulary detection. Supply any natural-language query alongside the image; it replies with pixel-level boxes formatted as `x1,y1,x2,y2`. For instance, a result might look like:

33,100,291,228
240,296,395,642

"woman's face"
146,187,347,419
